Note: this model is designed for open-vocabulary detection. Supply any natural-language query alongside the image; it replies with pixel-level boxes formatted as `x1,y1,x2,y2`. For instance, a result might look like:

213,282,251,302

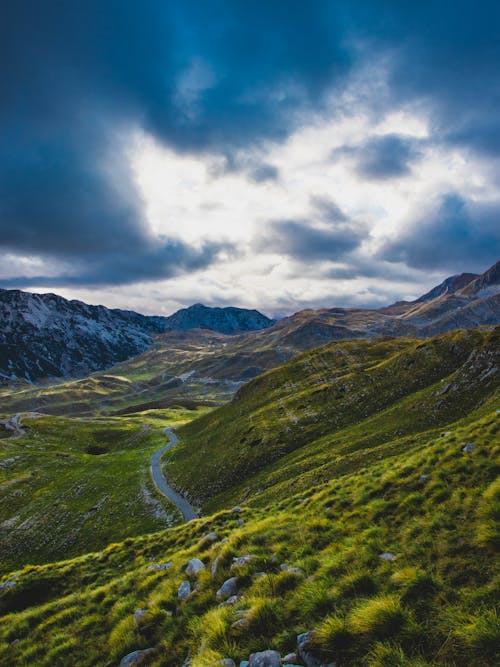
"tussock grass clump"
312,614,354,656
454,609,500,662
475,476,500,550
365,641,430,666
349,595,408,639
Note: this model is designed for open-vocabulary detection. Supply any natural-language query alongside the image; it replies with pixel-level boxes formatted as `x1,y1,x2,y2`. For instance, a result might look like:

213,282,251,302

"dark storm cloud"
0,1,499,287
255,198,366,261
333,134,423,180
0,239,233,288
379,193,500,271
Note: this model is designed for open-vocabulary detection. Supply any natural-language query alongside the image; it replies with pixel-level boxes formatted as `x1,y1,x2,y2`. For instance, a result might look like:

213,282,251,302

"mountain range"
0,260,498,386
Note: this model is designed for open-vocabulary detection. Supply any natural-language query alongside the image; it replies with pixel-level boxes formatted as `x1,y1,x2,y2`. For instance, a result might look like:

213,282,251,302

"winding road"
150,427,197,522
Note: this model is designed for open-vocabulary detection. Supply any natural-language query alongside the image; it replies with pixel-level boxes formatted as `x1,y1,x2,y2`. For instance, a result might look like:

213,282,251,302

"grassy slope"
0,328,497,665
0,404,497,666
0,408,208,575
169,327,499,510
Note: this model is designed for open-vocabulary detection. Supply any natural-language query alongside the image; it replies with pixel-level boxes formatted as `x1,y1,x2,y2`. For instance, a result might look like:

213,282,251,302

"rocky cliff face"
0,289,168,382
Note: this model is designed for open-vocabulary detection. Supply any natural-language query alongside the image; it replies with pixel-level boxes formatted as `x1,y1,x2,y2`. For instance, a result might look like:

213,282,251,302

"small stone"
419,474,430,483
248,650,281,667
119,648,157,666
232,506,243,513
232,618,249,629
252,571,266,579
146,561,172,571
237,519,245,526
133,608,147,625
379,552,396,561
186,558,205,576
232,555,255,568
220,660,236,667
203,531,218,543
178,580,191,600
240,662,250,667
283,653,299,664
289,567,304,575
211,555,221,578
463,443,475,453
221,594,238,606
216,577,238,599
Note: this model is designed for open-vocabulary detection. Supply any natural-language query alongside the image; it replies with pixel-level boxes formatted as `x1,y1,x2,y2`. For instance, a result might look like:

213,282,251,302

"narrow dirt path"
150,427,197,522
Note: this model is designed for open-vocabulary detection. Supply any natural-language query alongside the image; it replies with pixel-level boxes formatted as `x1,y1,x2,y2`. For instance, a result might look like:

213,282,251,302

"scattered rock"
203,531,218,543
280,564,304,575
146,561,172,572
220,660,236,667
232,506,243,513
248,650,281,666
419,474,430,483
178,580,191,600
232,555,255,568
220,594,238,606
119,648,157,666
237,519,245,526
282,652,299,664
133,608,147,625
379,552,396,561
297,632,335,667
216,577,238,599
252,571,266,579
211,555,221,578
463,442,475,453
185,558,205,576
232,618,249,630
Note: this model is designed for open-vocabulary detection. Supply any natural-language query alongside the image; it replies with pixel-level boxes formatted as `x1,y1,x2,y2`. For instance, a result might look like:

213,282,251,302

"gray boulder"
119,648,156,666
186,558,205,576
248,650,281,667
216,577,238,599
297,632,336,667
178,580,191,600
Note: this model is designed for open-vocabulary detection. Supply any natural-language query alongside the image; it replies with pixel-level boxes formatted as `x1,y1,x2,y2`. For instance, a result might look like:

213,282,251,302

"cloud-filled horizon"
1,1,499,317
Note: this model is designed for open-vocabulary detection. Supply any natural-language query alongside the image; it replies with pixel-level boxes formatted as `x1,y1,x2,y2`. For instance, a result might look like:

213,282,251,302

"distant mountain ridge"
0,260,498,385
163,302,274,334
0,291,273,382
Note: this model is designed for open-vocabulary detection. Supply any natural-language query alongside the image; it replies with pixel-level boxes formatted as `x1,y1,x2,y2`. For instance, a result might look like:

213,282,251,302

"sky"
1,1,499,317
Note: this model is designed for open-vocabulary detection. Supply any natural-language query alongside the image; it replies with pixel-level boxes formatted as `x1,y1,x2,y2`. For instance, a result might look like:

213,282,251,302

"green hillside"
168,327,499,510
0,327,498,666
